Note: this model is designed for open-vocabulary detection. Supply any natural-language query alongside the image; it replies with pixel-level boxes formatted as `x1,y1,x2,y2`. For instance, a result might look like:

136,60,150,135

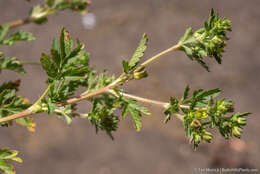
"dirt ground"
0,0,260,174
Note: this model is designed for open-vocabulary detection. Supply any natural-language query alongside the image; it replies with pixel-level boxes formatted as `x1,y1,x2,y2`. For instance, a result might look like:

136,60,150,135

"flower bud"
193,134,201,144
133,66,148,80
195,109,208,120
221,121,231,128
190,120,201,128
216,100,234,115
202,131,213,143
237,117,246,126
231,126,242,138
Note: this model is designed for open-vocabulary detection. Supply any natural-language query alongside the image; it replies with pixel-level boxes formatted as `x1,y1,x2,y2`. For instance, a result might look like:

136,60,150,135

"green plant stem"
108,89,169,108
0,85,50,123
140,44,181,67
0,44,184,123
0,84,113,123
57,85,113,106
108,90,185,121
108,89,190,110
111,44,182,86
0,109,33,123
5,8,56,29
29,85,51,111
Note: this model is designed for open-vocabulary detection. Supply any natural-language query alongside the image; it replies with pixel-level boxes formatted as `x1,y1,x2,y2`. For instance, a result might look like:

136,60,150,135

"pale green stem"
111,44,181,86
29,85,51,111
140,44,181,67
108,90,186,122
108,89,169,108
108,89,190,110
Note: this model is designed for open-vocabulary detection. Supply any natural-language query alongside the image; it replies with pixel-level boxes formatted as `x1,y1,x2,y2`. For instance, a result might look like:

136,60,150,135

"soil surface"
0,0,259,174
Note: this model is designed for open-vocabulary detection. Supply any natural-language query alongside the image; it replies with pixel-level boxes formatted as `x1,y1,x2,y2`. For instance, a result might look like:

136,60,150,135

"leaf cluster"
0,9,252,168
0,81,35,131
85,93,150,138
178,9,232,71
0,25,35,74
0,25,35,46
0,148,22,174
39,28,90,123
38,29,150,137
122,33,148,73
30,0,90,24
121,33,148,81
121,97,150,131
164,85,251,149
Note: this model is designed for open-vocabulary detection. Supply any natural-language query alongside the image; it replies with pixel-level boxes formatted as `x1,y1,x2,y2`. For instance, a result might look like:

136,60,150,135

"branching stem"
112,44,181,86
6,18,31,29
108,89,169,108
0,42,184,124
57,85,113,106
108,89,190,110
0,85,113,123
0,109,33,123
30,85,51,110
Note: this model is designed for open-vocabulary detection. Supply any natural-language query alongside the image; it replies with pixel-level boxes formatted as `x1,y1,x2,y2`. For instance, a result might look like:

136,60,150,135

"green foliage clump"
0,25,35,74
178,9,232,71
31,0,90,24
164,86,250,149
0,6,252,173
0,148,22,174
122,33,148,73
38,28,150,137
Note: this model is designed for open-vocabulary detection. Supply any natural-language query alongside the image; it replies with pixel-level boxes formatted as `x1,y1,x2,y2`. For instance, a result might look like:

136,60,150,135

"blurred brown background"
0,0,259,173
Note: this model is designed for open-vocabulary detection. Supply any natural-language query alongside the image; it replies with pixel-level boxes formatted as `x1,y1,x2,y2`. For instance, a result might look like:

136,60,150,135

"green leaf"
51,38,58,51
129,33,148,67
16,117,36,132
164,97,180,123
87,96,120,138
67,43,84,59
0,57,25,74
61,66,89,77
178,9,232,71
0,25,9,41
51,48,61,67
122,60,131,73
197,88,221,101
0,31,35,46
121,98,150,131
123,33,148,73
55,105,75,124
178,27,194,45
0,148,22,174
46,99,56,114
182,85,190,101
59,27,72,59
0,80,21,92
0,89,31,127
40,53,58,78
42,28,90,83
128,106,142,131
54,0,90,13
185,88,221,109
45,0,55,7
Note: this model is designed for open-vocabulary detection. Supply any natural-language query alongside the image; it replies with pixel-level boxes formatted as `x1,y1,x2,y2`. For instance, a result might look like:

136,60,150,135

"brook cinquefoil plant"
0,1,251,173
